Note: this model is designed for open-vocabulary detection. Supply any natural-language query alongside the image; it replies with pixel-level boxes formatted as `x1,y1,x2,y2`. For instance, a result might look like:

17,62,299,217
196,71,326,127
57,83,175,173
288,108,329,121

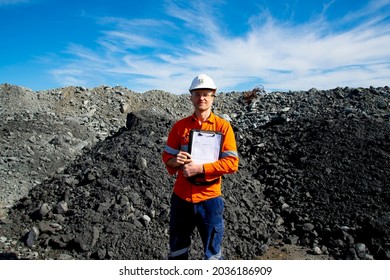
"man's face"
190,89,215,112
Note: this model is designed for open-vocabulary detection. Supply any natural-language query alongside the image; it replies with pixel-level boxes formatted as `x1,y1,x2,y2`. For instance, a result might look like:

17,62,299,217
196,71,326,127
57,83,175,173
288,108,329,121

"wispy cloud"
50,0,390,93
0,0,29,5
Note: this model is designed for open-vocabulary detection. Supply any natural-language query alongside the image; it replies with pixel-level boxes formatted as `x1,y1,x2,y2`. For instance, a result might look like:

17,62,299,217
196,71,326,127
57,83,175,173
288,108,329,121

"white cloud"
50,0,390,93
0,0,22,3
0,0,29,5
51,69,88,88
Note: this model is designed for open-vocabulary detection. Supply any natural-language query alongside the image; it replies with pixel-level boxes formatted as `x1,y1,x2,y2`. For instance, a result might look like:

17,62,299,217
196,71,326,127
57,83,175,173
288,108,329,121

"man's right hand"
167,151,192,168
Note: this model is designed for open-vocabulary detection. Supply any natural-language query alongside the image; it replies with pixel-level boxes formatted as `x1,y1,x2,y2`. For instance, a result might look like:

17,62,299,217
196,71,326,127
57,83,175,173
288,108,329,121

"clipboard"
188,129,223,165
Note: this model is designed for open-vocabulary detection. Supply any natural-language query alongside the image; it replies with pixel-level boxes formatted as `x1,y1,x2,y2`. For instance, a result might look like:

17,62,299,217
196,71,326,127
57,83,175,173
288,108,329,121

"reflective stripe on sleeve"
164,145,180,155
181,144,188,152
221,150,238,158
164,145,189,155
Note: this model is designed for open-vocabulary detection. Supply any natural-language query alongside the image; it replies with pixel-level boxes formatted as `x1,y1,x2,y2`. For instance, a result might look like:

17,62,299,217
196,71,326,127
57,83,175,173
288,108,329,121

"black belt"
187,175,220,186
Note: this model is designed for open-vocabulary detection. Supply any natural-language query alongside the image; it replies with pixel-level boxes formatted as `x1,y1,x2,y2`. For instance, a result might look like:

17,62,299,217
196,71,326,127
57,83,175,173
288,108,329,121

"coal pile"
0,84,389,260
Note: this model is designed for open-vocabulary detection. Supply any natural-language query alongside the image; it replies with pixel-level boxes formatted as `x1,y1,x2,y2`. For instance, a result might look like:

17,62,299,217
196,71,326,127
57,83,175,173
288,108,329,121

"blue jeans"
168,193,224,260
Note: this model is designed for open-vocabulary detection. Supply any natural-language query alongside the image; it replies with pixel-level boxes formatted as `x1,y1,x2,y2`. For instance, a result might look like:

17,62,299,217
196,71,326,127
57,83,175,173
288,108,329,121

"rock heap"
0,83,389,260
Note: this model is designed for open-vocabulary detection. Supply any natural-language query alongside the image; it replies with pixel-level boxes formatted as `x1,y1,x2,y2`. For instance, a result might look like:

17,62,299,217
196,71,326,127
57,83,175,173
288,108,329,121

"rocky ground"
0,83,389,260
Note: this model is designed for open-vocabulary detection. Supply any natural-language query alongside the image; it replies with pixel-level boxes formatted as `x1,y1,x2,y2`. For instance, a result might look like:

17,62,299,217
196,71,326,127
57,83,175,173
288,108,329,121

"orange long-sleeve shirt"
162,112,239,203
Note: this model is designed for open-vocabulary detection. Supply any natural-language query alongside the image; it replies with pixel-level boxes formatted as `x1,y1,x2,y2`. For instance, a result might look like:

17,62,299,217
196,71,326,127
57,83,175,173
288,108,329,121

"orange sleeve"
162,123,181,175
203,121,239,181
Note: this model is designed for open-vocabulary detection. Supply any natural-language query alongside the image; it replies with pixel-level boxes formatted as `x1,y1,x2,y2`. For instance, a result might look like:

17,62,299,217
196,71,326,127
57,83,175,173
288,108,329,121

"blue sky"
0,0,389,94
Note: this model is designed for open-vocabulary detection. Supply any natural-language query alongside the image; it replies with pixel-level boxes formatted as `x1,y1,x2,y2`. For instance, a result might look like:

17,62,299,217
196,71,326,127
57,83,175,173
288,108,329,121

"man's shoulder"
175,115,193,124
172,115,193,128
213,113,229,122
213,113,232,127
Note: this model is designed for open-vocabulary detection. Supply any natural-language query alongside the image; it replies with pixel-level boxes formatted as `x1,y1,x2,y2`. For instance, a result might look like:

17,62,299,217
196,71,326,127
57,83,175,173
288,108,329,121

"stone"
138,157,148,169
142,215,151,227
302,223,315,232
56,201,68,214
39,203,52,217
312,246,322,255
25,226,39,248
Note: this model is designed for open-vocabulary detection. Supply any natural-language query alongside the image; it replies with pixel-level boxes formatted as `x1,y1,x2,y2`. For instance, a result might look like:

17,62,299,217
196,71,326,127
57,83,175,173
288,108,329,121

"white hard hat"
189,74,217,91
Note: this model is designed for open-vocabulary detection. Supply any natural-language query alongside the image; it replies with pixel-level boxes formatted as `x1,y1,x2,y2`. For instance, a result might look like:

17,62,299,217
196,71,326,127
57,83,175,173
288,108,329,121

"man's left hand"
182,162,203,177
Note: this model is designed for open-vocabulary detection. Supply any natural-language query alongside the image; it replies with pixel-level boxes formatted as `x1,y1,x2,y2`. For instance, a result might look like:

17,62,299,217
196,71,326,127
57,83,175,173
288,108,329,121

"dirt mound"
1,84,389,260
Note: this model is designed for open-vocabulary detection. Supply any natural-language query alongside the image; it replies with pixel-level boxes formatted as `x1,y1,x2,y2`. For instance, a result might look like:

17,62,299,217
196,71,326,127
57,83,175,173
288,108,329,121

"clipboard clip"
197,132,216,137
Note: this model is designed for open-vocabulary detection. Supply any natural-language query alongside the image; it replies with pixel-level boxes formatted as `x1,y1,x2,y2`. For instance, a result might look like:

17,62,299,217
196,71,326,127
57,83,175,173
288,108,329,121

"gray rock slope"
0,84,389,260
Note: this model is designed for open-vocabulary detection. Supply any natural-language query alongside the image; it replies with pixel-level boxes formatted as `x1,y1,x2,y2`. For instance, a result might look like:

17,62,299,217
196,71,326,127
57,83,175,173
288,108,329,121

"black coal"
0,85,389,260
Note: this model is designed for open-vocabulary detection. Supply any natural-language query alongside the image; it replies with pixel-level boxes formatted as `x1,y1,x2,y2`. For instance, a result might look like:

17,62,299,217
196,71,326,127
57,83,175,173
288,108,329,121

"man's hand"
182,161,203,177
166,151,203,177
166,151,192,168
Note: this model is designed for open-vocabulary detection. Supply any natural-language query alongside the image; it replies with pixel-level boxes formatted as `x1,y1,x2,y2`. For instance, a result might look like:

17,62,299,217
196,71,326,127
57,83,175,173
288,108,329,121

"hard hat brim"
189,86,217,91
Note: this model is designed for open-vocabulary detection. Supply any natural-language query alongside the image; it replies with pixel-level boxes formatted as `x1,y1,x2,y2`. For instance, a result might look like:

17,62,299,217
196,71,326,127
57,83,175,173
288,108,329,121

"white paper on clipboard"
189,130,223,165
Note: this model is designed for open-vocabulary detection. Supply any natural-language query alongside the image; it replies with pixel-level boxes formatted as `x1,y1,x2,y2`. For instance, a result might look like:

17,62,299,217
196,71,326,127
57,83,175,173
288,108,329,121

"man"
162,74,239,260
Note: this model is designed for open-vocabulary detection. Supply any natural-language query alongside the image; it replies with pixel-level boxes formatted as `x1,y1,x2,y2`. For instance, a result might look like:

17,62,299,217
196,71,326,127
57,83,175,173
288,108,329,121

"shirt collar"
191,111,215,124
